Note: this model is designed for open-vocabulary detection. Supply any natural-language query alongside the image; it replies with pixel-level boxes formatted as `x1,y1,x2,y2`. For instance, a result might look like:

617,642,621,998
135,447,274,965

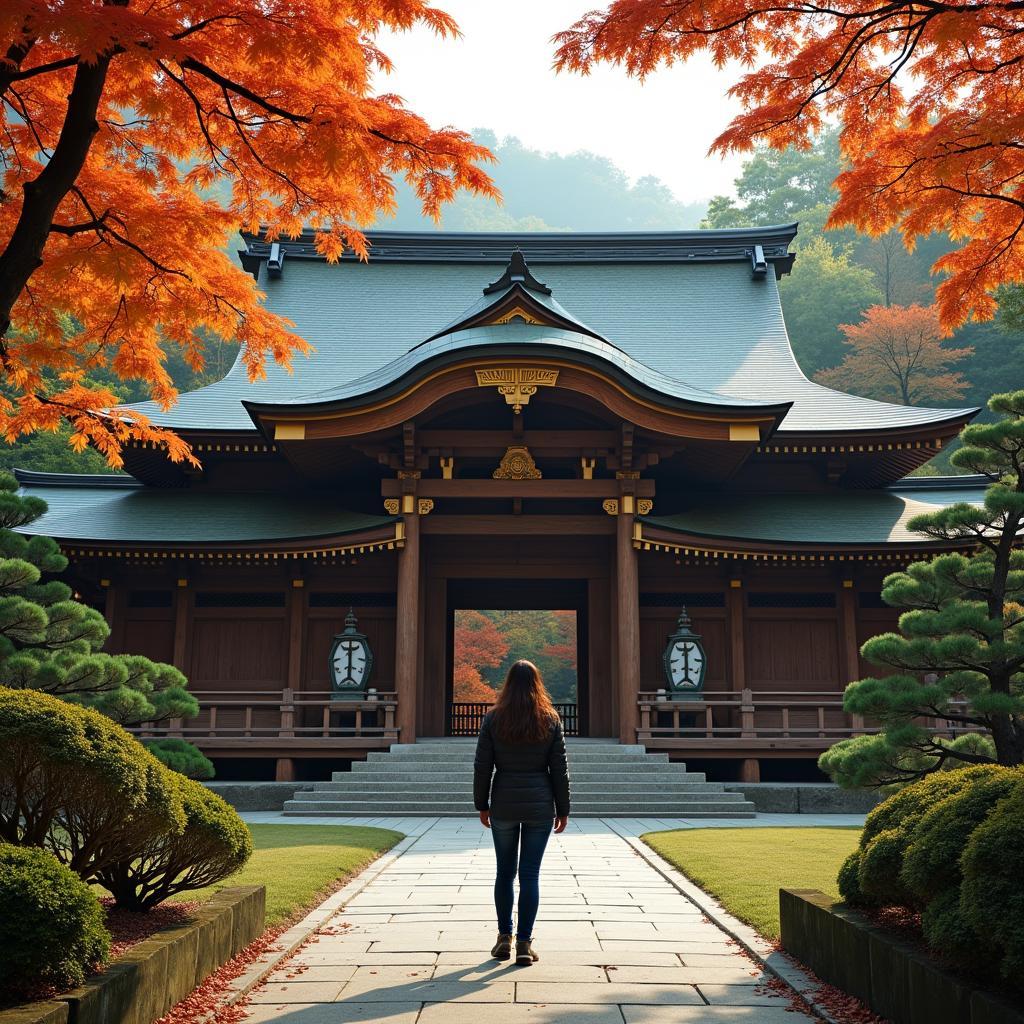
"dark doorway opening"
445,579,589,737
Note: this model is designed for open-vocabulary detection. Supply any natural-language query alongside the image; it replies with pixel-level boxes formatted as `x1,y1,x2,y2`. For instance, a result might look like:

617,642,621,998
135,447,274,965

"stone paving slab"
238,818,816,1023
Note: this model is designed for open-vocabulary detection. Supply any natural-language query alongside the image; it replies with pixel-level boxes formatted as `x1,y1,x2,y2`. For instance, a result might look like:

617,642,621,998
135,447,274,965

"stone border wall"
779,889,1023,1024
1,886,265,1024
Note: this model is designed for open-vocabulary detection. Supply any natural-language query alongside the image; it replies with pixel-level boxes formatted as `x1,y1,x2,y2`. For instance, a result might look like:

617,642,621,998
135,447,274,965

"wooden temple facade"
17,226,986,781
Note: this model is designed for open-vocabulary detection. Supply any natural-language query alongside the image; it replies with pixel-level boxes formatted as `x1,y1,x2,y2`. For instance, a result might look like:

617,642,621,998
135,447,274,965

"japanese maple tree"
555,0,1024,331
816,304,973,406
0,1,495,465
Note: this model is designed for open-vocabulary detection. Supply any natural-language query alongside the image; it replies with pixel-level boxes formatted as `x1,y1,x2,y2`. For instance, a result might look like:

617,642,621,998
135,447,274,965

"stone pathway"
240,817,818,1023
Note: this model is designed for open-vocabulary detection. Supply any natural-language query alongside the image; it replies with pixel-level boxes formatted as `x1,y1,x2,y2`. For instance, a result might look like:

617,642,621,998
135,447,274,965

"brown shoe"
515,939,539,965
491,933,513,960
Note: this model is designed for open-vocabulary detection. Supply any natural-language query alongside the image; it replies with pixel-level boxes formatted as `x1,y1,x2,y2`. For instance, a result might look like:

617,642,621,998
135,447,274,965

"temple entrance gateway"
444,579,588,737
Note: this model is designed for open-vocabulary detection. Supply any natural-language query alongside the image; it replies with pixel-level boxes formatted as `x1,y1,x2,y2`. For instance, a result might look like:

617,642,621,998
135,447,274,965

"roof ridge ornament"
483,248,552,295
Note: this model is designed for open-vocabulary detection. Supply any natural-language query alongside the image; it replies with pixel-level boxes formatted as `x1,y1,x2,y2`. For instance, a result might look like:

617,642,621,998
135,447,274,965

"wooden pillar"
740,758,761,783
616,499,640,744
395,509,420,743
287,580,305,692
727,578,746,689
275,758,296,782
172,578,190,672
839,580,865,733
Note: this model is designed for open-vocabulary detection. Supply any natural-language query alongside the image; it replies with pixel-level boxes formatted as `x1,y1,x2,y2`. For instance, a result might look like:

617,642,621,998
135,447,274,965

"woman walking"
474,659,571,966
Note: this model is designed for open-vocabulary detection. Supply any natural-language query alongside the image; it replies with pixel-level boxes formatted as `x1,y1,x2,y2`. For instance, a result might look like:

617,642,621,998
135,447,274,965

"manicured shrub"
146,738,215,780
837,850,865,905
960,786,1024,990
0,687,185,878
96,773,253,911
853,766,1003,907
921,887,995,974
0,844,110,1001
901,766,1022,903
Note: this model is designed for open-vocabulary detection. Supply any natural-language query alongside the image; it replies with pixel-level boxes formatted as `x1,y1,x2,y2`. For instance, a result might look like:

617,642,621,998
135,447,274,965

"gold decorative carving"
580,457,596,480
439,456,454,480
397,469,421,480
490,306,544,326
417,498,435,515
493,445,542,480
615,470,641,480
475,367,559,414
637,499,653,515
602,499,619,516
383,499,400,515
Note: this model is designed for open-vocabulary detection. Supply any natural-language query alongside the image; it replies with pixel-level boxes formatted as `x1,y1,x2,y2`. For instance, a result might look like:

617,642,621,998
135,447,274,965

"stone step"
298,788,747,804
353,758,685,772
367,749,671,763
313,780,725,795
282,799,756,817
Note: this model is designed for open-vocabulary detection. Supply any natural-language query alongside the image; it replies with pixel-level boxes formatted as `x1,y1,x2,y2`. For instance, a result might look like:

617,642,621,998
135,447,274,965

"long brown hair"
490,659,559,743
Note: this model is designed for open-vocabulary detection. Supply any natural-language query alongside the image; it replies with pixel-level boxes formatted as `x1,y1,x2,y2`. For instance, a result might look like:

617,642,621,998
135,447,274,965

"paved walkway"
240,817,821,1023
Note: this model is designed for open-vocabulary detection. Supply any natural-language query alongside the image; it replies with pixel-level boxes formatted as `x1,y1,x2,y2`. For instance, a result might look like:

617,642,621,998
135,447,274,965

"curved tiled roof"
642,477,988,546
121,227,976,435
14,472,394,543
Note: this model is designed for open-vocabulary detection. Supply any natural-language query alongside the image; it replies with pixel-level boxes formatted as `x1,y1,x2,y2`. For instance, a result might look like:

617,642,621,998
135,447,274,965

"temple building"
17,225,986,783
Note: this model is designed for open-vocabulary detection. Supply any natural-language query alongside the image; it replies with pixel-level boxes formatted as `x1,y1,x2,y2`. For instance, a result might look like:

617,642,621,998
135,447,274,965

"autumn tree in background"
0,1,495,465
556,0,1024,331
452,610,508,702
817,305,973,406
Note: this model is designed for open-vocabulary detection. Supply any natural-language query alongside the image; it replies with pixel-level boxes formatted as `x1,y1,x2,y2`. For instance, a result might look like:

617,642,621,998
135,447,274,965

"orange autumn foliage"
815,304,972,406
452,663,498,704
555,0,1024,331
0,1,496,466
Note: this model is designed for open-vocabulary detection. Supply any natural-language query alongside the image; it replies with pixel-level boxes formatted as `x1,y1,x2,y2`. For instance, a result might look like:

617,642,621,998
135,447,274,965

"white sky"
375,1,746,204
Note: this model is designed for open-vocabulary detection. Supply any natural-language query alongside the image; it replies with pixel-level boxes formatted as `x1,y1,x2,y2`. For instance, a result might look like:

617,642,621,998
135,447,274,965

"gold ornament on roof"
493,445,542,480
475,367,559,414
383,499,400,515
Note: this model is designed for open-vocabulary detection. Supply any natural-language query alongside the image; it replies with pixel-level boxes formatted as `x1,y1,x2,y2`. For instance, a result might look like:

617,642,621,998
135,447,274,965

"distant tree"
699,196,747,230
816,305,973,406
453,610,508,700
996,285,1024,336
0,473,195,727
779,237,883,373
819,392,1024,788
0,1,495,466
452,663,497,703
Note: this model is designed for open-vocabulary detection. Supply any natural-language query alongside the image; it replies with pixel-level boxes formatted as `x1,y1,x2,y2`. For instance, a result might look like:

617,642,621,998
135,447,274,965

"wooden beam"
418,430,619,449
839,581,865,733
727,580,746,692
421,515,616,535
394,511,420,742
382,479,655,499
286,581,305,692
172,580,190,671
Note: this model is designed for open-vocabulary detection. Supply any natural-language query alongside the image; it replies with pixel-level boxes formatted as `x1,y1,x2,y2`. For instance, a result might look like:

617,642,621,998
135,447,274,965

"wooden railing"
637,689,975,749
449,702,579,737
129,688,398,748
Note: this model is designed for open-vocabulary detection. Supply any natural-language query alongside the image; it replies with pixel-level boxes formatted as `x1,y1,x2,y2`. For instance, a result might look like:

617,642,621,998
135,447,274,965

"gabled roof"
119,225,976,437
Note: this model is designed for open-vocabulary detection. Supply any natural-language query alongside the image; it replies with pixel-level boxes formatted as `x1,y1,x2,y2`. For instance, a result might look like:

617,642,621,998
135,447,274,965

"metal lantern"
328,608,374,700
662,606,707,700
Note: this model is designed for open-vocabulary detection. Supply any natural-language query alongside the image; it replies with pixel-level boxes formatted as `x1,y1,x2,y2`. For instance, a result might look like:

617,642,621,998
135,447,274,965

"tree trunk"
990,711,1024,766
0,52,114,341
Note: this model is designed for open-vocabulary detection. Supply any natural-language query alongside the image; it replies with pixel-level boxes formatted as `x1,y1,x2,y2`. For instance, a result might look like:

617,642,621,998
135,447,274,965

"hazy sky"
376,1,746,205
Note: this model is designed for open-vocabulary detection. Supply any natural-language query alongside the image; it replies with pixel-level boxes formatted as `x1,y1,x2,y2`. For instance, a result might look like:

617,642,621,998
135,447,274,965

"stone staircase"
283,739,756,817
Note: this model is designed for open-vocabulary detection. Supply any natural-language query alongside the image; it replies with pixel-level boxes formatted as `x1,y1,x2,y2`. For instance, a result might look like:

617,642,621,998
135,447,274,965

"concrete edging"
605,820,840,1024
780,888,1024,1024
0,886,265,1024
197,823,432,1021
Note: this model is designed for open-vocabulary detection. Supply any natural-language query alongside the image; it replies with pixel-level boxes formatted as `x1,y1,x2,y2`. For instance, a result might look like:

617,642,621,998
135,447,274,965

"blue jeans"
490,818,552,940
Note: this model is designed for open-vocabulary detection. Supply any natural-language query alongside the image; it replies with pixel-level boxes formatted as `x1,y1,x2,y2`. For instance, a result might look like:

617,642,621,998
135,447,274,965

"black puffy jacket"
473,710,571,822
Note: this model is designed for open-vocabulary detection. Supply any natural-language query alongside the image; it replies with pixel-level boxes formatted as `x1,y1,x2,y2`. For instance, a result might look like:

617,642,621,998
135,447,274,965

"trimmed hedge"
838,764,1024,993
0,844,110,1001
0,687,184,878
96,773,253,911
146,738,215,780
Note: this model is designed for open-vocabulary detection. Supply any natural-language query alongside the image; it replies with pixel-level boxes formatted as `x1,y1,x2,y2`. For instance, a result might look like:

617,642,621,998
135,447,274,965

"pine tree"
820,392,1024,788
0,472,196,727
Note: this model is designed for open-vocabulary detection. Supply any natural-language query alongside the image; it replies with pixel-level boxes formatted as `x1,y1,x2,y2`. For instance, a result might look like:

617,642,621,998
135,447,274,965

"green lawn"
172,824,402,926
643,826,861,941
